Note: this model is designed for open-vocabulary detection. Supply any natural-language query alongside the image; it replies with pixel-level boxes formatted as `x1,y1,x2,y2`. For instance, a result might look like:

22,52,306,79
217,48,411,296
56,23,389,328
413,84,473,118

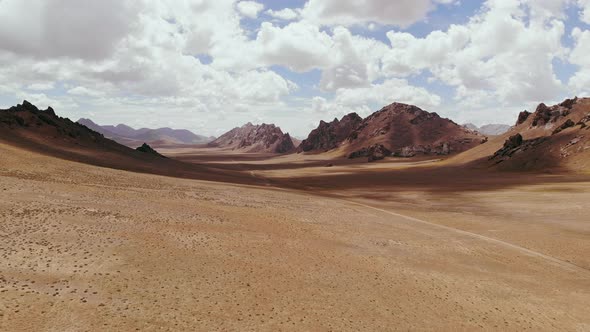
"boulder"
516,111,531,126
552,119,575,135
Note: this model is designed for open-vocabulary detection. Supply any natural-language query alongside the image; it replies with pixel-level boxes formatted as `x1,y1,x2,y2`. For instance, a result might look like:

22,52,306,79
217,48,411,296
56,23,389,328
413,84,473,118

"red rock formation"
298,113,362,152
343,102,484,159
210,123,295,154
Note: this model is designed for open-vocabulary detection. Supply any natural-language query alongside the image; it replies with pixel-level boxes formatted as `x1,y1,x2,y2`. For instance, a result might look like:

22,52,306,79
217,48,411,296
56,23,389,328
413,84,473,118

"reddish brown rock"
210,123,295,154
343,102,484,158
298,113,362,153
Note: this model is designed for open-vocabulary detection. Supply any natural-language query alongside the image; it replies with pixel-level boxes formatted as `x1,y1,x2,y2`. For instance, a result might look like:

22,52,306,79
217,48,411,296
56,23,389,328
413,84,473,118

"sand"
1,142,590,331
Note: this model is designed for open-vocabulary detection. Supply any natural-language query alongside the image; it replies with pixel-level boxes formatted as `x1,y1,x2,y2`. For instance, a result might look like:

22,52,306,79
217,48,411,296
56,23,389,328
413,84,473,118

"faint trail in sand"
340,198,590,276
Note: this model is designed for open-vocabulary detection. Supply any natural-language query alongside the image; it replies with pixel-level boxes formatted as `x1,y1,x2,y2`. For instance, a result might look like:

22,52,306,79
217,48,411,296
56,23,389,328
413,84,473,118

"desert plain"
1,140,590,331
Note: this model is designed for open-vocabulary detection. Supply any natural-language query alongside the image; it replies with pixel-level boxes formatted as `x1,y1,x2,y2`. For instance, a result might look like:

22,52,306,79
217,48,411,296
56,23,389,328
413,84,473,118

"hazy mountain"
77,118,214,145
464,123,511,136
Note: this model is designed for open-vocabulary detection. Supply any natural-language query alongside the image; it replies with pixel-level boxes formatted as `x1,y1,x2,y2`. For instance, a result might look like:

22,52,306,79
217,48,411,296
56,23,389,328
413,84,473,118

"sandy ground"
2,143,590,331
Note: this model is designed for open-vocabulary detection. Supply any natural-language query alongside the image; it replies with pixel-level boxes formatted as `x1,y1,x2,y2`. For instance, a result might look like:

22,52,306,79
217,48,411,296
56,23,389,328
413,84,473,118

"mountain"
76,118,213,146
485,97,590,171
299,102,485,161
209,122,296,153
298,113,363,153
1,101,166,162
464,123,511,136
0,101,255,184
449,97,590,172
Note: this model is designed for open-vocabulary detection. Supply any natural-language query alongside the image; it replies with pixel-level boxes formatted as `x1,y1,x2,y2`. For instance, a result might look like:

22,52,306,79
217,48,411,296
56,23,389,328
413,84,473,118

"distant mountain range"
4,98,590,171
77,118,215,146
463,123,511,136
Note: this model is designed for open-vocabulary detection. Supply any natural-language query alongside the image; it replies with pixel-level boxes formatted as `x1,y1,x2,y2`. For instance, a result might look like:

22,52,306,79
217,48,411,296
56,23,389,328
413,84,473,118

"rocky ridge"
210,123,296,154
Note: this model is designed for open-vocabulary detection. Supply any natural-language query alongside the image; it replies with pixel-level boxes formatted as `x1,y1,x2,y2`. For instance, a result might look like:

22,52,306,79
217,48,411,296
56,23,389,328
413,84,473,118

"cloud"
26,82,56,91
301,0,454,27
266,8,299,20
67,86,105,98
0,0,587,135
236,1,264,19
578,0,590,24
381,0,566,107
568,27,590,95
305,78,442,121
0,0,140,60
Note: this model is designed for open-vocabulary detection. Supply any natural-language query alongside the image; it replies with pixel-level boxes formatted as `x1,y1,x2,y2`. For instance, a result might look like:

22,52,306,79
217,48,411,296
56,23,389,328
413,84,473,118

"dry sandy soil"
2,143,590,331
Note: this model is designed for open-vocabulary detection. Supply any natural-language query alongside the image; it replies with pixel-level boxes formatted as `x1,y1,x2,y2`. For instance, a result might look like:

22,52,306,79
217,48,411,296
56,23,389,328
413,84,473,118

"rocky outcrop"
552,119,575,135
136,143,166,158
516,111,532,126
343,102,484,158
210,123,295,154
529,99,577,128
393,142,452,158
348,144,391,162
577,113,590,129
490,133,547,162
0,100,137,149
298,113,362,152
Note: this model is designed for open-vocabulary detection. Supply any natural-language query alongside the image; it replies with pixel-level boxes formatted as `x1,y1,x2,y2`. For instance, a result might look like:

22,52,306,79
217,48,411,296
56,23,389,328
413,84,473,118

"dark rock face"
136,143,166,158
1,100,67,129
348,144,391,162
531,104,554,126
552,119,575,135
559,97,578,109
20,100,39,112
506,134,524,149
530,99,576,128
490,133,547,162
211,123,295,154
298,113,362,152
0,100,122,143
516,111,532,126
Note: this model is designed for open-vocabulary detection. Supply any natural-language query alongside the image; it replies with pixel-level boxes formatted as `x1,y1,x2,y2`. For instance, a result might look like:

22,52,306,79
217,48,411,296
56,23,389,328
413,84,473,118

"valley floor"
1,143,590,331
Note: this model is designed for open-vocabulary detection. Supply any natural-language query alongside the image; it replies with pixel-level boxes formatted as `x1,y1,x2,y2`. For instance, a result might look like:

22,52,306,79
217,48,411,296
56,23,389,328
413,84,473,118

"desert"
2,1,590,331
1,97,590,331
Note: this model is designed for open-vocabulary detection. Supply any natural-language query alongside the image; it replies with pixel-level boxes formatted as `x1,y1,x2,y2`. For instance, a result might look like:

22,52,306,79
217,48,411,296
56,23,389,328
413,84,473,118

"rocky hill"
0,101,168,160
209,123,296,154
299,102,485,161
483,97,590,171
298,113,362,153
0,101,253,184
77,118,213,146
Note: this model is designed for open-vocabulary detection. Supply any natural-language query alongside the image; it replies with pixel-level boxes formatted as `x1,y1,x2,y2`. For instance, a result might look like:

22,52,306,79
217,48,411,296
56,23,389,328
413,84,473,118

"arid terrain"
2,99,590,331
2,136,590,331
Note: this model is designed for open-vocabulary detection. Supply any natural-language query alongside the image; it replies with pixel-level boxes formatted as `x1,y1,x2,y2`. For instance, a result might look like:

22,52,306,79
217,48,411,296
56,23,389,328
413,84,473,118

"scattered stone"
490,133,547,161
552,119,575,135
348,144,392,162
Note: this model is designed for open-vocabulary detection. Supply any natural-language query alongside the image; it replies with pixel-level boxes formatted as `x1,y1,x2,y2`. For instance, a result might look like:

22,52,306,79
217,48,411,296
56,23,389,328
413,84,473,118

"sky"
2,0,590,137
